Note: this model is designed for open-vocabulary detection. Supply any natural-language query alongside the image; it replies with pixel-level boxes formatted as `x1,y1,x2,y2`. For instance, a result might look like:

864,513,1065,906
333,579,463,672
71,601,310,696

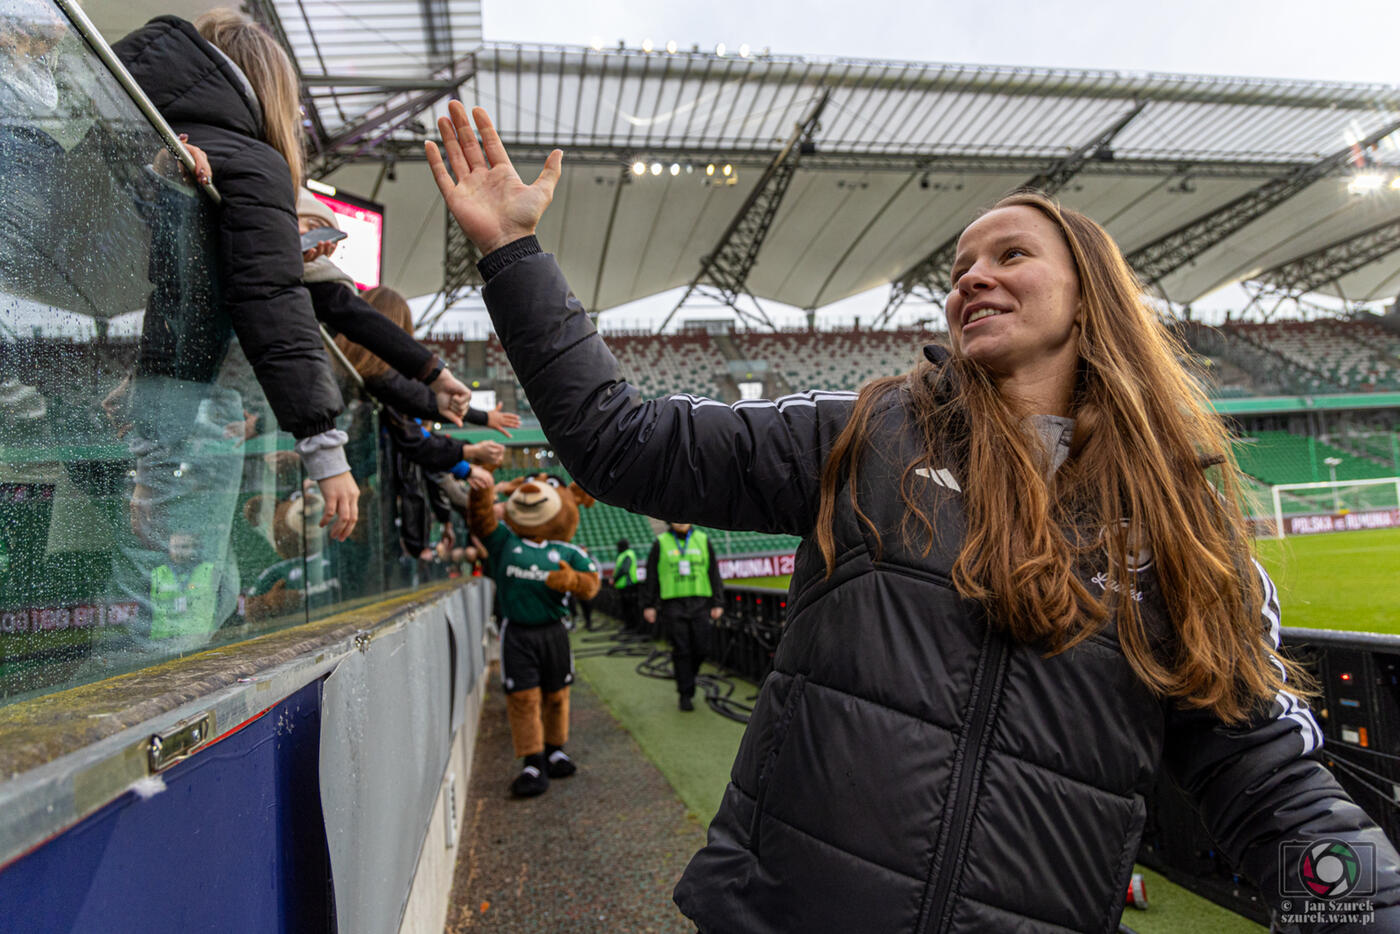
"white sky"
421,0,1400,333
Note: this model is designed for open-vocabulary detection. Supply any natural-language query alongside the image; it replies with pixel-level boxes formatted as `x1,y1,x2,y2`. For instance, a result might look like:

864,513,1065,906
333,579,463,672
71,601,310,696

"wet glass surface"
0,0,401,704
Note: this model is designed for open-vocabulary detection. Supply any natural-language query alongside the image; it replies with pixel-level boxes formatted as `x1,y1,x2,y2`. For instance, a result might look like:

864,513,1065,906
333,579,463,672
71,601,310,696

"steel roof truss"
1126,117,1400,289
658,90,832,332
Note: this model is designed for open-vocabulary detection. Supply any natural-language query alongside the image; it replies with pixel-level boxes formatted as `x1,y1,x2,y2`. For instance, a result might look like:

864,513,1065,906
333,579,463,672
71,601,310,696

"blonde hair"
817,190,1315,725
335,286,413,380
195,8,303,187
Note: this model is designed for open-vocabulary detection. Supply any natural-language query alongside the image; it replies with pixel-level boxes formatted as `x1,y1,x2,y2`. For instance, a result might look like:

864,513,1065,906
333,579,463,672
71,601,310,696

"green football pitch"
732,527,1400,634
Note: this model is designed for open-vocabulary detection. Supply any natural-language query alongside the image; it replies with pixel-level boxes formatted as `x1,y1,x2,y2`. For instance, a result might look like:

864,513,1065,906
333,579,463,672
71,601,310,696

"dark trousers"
661,598,713,700
617,587,642,633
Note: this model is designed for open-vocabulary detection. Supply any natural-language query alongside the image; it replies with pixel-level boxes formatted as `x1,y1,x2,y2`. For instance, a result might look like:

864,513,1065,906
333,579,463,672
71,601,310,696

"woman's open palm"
425,102,562,255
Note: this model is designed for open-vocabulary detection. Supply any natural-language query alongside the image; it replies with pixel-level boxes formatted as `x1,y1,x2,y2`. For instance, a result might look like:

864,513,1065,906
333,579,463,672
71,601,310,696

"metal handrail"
53,0,221,205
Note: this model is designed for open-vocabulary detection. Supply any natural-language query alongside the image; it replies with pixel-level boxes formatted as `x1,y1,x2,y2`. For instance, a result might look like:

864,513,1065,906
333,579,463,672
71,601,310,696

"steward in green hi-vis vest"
613,548,638,589
656,528,713,600
150,561,216,638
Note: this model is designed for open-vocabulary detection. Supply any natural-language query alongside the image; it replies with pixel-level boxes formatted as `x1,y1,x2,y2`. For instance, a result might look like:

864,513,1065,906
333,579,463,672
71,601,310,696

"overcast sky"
483,0,1399,88
424,0,1400,332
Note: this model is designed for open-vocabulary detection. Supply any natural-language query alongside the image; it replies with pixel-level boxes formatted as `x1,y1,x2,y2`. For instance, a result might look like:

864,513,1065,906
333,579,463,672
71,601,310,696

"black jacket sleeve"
365,371,439,421
1162,560,1400,928
465,406,489,426
481,251,854,535
707,540,725,609
383,410,464,473
642,540,661,609
206,139,343,438
305,280,437,381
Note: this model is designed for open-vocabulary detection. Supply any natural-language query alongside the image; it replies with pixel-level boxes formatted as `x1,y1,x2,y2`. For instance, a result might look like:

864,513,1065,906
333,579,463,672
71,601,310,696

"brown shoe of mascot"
442,470,599,797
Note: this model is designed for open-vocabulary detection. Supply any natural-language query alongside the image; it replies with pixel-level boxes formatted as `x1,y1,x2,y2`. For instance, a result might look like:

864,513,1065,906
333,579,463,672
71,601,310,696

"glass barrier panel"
0,0,400,703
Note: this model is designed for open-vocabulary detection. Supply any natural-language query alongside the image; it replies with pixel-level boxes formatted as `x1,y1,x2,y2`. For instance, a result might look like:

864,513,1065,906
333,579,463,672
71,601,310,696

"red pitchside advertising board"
1286,508,1400,536
718,554,796,581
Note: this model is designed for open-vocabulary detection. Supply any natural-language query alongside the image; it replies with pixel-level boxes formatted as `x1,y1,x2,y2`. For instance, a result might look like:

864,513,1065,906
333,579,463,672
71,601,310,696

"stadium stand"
605,332,727,399
1233,430,1396,486
731,327,944,393
1226,321,1400,392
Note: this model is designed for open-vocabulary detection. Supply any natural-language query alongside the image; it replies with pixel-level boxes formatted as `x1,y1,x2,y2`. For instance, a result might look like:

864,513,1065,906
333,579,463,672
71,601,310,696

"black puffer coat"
114,16,343,439
480,246,1400,933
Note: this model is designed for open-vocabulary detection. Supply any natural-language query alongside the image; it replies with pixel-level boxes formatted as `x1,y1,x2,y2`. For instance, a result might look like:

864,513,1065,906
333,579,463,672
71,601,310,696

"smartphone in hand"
300,227,348,252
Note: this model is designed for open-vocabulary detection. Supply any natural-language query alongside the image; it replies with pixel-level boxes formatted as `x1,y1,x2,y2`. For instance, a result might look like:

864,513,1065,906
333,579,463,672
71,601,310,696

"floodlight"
590,37,604,51
705,163,715,176
1391,176,1400,191
642,38,654,52
650,162,663,176
632,161,646,175
715,42,726,57
722,164,733,176
1347,172,1386,195
739,44,750,58
666,40,678,54
669,163,680,176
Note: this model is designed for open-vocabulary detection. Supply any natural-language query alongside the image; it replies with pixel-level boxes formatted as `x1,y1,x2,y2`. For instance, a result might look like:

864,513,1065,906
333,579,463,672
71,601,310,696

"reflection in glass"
0,0,397,704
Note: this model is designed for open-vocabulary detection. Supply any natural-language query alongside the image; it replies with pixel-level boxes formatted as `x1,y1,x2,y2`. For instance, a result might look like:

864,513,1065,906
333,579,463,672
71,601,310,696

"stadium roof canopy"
95,1,1400,324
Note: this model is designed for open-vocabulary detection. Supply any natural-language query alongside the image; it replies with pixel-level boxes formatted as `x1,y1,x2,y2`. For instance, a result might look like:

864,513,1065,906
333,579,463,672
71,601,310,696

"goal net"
1256,477,1400,538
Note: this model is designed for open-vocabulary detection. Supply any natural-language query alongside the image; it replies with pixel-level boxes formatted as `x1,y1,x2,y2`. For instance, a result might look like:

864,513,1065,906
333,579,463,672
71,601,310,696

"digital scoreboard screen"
308,187,385,290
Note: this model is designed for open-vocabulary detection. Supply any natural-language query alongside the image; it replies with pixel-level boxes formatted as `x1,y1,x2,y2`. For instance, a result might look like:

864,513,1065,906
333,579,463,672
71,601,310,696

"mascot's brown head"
496,473,594,542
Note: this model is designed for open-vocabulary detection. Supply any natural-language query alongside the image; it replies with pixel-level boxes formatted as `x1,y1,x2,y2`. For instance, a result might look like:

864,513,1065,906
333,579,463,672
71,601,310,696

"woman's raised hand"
425,102,562,255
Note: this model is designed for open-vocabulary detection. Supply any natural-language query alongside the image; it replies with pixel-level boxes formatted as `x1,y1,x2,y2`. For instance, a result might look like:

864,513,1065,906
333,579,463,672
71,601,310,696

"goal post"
1265,477,1400,539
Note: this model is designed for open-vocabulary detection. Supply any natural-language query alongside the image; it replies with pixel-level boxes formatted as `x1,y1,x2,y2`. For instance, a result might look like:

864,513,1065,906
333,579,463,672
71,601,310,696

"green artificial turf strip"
1254,528,1400,633
728,575,791,590
1126,866,1263,934
570,629,747,825
572,625,1263,931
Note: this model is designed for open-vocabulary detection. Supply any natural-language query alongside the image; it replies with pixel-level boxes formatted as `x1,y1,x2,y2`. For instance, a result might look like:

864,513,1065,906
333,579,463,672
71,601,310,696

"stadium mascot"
446,470,600,796
241,477,342,621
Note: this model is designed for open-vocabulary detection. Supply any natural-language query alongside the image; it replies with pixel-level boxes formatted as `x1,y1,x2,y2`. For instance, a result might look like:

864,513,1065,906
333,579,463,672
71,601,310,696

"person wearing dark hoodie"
113,9,360,539
295,189,478,428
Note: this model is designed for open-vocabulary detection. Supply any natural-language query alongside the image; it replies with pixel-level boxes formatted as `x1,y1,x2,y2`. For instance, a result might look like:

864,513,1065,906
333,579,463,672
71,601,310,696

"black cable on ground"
572,613,761,724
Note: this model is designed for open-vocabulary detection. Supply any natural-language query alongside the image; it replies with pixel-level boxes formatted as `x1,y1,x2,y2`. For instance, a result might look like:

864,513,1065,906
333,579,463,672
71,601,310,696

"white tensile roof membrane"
94,1,1400,314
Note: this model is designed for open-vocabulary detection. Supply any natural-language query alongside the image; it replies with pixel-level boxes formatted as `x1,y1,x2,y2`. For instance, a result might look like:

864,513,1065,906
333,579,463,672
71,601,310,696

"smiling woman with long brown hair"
425,102,1400,933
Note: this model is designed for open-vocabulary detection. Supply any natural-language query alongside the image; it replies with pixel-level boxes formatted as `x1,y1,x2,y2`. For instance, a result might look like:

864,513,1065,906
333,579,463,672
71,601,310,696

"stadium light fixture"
739,43,751,58
666,40,678,54
650,162,663,176
670,163,681,176
1391,176,1400,191
590,37,604,51
642,38,654,52
705,163,715,176
1347,172,1386,195
722,164,733,176
631,161,646,176
715,42,726,57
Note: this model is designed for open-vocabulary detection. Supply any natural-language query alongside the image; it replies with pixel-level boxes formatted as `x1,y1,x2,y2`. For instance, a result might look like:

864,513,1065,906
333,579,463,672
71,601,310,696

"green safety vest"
656,529,712,601
614,549,638,589
150,562,216,639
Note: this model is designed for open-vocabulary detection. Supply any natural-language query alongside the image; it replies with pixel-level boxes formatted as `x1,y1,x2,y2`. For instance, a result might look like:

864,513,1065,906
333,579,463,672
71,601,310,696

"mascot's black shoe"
510,754,550,797
545,745,577,779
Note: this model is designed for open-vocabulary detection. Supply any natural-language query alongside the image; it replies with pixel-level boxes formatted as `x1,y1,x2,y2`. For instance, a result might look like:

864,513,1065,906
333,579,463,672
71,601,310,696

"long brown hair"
816,190,1314,724
335,285,413,380
195,9,304,188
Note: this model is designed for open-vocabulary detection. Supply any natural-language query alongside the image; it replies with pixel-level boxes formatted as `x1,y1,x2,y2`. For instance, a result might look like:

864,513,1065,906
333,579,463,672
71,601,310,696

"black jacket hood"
113,16,263,141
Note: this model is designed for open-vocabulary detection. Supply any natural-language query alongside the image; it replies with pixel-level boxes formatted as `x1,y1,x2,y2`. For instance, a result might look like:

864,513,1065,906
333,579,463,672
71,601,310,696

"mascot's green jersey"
482,524,597,625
